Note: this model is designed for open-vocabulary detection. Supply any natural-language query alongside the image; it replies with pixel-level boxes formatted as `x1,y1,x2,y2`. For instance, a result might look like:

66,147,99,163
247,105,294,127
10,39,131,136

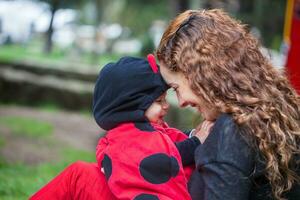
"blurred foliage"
113,0,285,49
0,135,4,147
117,0,169,36
0,43,66,63
36,102,61,113
140,33,155,56
0,41,121,67
110,0,286,50
2,0,286,60
235,0,286,50
0,117,53,138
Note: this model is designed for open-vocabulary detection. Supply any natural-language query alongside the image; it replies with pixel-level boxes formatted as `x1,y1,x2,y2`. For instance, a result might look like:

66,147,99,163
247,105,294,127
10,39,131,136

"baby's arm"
175,137,200,166
175,120,215,166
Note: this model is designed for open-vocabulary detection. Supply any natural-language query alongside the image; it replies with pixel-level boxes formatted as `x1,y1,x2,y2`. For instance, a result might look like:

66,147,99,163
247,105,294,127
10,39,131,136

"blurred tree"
101,0,125,23
94,0,105,25
42,0,60,54
169,0,190,16
202,0,286,50
39,0,86,54
190,0,203,10
237,0,285,49
91,0,105,63
140,32,155,56
117,0,169,36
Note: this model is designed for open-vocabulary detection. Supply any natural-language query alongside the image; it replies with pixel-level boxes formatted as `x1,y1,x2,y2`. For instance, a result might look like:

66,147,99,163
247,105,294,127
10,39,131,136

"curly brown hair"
157,9,300,200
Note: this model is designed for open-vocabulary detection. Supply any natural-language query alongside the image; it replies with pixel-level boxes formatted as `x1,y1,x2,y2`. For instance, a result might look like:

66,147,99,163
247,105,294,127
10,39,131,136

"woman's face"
160,63,220,121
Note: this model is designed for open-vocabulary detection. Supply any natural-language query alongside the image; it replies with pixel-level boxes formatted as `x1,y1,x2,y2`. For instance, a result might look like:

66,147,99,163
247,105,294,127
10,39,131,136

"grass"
0,116,53,138
0,149,95,200
0,112,96,200
0,43,65,63
36,102,61,113
0,135,4,147
0,41,123,67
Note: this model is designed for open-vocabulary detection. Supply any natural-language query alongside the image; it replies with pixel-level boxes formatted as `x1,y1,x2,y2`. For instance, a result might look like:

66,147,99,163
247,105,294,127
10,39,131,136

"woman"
156,9,300,200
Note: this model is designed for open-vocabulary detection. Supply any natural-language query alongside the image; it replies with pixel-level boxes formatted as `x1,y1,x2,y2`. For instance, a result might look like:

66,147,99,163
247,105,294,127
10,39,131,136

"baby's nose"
163,102,170,110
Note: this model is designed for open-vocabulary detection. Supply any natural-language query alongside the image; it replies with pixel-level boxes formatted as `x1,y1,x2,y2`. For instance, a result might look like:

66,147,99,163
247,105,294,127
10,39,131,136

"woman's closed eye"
155,97,168,104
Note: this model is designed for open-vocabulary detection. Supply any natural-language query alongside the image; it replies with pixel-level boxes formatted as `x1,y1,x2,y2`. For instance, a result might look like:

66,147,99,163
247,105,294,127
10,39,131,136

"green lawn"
0,150,95,200
0,42,122,67
0,43,65,63
0,114,96,200
0,117,53,138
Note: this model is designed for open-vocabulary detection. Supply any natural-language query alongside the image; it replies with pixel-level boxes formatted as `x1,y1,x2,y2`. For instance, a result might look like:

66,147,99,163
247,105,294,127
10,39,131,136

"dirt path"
0,105,104,165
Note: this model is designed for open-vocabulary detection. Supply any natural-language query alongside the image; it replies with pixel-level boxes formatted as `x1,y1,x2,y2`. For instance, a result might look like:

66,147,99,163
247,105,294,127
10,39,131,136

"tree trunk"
169,0,190,16
190,0,203,10
44,0,60,54
90,0,105,64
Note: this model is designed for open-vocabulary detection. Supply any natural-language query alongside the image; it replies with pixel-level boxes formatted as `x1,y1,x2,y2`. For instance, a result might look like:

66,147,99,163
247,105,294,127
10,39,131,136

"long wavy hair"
157,9,300,200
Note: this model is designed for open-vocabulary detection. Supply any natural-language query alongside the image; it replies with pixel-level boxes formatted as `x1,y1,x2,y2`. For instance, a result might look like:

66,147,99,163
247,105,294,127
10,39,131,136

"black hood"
93,56,169,130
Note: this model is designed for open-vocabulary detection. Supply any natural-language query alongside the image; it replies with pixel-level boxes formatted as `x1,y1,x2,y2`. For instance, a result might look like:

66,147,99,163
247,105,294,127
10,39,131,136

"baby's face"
145,93,170,125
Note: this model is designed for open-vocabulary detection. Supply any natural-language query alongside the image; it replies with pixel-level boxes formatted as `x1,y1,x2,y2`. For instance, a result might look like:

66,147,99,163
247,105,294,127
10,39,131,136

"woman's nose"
177,96,188,108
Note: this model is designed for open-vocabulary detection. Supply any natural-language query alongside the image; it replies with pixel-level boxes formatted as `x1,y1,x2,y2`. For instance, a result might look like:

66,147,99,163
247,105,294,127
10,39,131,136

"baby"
93,55,204,200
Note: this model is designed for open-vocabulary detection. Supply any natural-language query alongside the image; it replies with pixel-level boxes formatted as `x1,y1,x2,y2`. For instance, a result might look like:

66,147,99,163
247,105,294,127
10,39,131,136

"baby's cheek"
148,115,158,123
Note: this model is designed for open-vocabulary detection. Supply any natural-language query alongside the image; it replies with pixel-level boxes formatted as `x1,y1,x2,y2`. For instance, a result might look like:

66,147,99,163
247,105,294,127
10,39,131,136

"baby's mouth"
159,114,166,120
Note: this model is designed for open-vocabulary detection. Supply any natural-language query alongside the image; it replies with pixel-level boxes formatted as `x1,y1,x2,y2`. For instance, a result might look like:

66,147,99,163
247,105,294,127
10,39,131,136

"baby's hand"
194,120,215,144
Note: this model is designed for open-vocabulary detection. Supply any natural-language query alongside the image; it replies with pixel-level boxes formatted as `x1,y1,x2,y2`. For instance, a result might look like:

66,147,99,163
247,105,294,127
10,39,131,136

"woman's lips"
190,103,197,107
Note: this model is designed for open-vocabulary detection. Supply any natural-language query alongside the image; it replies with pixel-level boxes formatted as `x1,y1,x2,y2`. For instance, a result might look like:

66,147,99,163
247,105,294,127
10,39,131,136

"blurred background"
0,0,299,199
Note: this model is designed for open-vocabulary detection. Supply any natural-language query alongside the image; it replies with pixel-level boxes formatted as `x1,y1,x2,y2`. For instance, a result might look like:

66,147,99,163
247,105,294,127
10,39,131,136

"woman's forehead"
160,64,179,84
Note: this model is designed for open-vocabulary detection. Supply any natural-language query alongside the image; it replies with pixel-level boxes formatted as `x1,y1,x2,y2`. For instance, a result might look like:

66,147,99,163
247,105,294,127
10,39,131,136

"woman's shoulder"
213,113,242,132
208,113,250,146
212,113,254,147
214,113,234,125
195,113,255,174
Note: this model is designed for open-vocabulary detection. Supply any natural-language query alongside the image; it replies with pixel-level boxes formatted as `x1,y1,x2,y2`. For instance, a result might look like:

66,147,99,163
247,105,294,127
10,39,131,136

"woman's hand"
194,120,215,144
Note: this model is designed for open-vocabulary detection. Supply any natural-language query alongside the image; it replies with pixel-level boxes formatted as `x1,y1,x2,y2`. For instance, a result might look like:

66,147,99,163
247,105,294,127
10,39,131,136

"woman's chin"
205,113,220,121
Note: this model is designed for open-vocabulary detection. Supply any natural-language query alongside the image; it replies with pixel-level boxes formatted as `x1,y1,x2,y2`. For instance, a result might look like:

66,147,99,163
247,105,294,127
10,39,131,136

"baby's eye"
172,87,178,92
155,99,163,103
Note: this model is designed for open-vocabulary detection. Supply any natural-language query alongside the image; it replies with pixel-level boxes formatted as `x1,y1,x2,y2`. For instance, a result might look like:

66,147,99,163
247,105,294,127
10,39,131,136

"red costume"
30,161,116,200
96,122,193,200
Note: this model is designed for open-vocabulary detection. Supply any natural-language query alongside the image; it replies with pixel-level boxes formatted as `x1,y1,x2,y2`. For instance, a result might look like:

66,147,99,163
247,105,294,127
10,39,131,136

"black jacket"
188,114,300,200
